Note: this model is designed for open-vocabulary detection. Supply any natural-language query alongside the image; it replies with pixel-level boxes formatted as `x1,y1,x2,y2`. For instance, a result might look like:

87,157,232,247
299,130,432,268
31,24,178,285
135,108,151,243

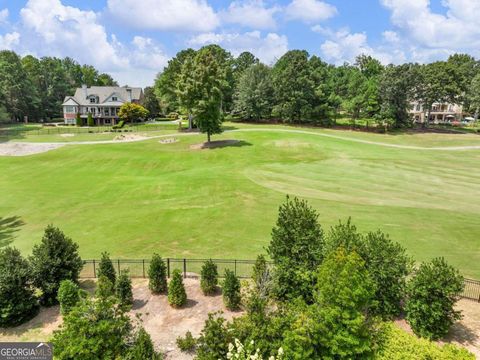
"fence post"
142,259,145,278
167,258,170,278
93,260,96,278
234,259,237,276
183,258,187,278
117,259,120,274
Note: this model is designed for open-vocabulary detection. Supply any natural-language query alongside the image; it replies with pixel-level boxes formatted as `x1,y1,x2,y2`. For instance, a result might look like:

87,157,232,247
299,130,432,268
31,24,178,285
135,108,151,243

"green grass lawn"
1,124,480,278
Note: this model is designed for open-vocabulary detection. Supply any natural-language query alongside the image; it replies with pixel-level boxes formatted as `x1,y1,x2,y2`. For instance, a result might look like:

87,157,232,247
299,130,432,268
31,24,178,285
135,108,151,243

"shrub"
57,280,81,315
176,331,196,352
96,275,115,300
0,247,38,327
148,254,167,294
168,269,187,307
30,225,83,306
97,252,116,285
267,196,324,302
227,339,284,360
126,327,162,359
405,257,464,340
116,270,133,307
52,297,132,359
222,269,241,310
75,113,82,126
376,322,474,360
112,120,125,129
196,312,232,360
200,259,218,295
87,112,94,126
283,248,376,359
251,254,271,297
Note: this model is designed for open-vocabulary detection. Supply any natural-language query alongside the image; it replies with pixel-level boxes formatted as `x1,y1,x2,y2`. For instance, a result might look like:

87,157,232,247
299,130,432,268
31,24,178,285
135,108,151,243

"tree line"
154,46,480,132
0,50,117,122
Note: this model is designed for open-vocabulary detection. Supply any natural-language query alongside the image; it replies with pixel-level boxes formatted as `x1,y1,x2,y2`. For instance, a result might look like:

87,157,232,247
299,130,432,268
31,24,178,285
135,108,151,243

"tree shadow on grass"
191,140,252,150
0,216,25,248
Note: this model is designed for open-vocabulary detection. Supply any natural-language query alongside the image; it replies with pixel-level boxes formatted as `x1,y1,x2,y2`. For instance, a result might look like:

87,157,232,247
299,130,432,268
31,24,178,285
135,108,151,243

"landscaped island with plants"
0,197,474,359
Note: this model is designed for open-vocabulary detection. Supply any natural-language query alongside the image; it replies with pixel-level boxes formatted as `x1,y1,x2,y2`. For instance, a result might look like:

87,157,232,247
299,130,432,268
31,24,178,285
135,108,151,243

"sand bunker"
0,142,65,156
60,133,75,138
113,134,148,142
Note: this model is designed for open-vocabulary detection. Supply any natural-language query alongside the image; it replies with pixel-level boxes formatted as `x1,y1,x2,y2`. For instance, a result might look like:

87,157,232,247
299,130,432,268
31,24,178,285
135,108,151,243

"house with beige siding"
409,101,464,124
62,85,143,125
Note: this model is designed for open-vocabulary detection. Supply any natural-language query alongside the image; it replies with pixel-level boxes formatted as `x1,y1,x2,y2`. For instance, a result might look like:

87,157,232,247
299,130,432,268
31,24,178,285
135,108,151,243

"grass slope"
1,124,480,278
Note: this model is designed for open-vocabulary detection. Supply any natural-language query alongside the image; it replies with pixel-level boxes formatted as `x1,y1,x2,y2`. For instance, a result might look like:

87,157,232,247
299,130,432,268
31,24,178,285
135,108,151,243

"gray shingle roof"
63,86,143,106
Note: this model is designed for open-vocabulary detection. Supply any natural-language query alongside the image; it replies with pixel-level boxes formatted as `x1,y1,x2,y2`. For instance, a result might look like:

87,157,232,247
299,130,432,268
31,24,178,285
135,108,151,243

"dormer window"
89,97,96,104
111,96,118,101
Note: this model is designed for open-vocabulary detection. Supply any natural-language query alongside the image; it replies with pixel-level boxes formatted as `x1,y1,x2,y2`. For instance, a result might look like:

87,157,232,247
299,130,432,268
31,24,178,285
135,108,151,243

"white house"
62,85,143,125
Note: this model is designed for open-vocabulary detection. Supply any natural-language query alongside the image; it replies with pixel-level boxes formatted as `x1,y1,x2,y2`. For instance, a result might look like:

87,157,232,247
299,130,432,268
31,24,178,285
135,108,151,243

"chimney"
82,84,88,99
126,88,132,102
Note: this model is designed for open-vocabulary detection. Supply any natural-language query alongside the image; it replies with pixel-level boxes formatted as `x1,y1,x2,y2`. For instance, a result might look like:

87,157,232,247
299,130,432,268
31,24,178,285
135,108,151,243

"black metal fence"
462,278,480,302
80,258,262,280
79,258,480,302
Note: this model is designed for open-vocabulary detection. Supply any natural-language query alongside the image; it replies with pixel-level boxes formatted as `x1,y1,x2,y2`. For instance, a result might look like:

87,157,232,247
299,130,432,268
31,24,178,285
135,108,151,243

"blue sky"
1,0,479,87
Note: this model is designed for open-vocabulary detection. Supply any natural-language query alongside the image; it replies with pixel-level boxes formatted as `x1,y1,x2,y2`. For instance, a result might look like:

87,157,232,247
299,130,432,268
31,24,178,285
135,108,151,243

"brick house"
62,85,143,125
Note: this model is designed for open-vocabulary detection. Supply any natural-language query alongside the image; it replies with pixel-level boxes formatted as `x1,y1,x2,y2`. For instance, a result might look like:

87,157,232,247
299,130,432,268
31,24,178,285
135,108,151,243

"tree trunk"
474,108,479,121
207,132,211,143
188,113,193,130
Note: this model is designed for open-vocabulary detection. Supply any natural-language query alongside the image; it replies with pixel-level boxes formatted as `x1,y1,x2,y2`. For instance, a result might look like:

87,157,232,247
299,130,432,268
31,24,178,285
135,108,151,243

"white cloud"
285,0,337,23
188,31,288,64
107,0,219,32
316,27,405,65
221,0,279,29
0,32,20,50
381,0,480,61
0,8,8,23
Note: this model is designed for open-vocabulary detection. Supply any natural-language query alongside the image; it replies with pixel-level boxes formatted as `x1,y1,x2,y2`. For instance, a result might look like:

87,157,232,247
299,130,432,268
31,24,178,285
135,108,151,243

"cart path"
2,127,480,156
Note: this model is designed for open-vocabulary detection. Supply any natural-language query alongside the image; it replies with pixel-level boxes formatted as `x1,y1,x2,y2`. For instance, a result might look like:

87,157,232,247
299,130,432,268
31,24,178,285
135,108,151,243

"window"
104,119,111,124
111,96,117,101
89,97,96,104
65,106,75,113
105,108,110,116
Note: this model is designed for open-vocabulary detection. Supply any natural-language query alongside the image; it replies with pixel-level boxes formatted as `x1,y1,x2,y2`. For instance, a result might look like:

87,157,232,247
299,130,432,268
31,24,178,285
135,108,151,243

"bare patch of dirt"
395,299,480,357
190,139,240,150
0,142,64,156
131,278,243,360
0,306,62,342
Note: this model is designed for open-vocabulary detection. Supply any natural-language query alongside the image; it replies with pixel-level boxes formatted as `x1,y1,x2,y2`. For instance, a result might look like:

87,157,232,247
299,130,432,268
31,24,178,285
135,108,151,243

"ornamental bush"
200,259,218,295
196,312,232,360
222,269,241,310
176,331,196,353
57,280,81,315
376,322,474,360
75,112,82,126
148,253,167,294
96,275,115,300
97,252,116,285
168,269,187,307
0,247,38,327
30,225,83,306
116,270,133,307
126,327,162,360
87,112,94,126
52,297,132,359
405,257,464,340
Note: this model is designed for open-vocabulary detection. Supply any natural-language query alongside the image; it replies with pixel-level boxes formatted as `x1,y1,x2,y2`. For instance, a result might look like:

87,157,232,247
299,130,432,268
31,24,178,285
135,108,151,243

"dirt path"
2,127,480,156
